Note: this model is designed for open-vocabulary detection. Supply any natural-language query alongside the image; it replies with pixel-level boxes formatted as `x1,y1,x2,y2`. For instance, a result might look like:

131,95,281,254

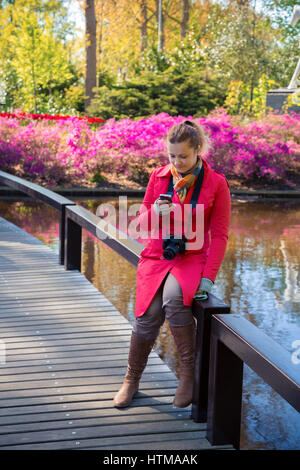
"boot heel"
113,379,139,408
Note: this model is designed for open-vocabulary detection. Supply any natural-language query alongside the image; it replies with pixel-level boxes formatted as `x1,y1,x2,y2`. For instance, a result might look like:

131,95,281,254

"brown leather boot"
113,332,156,408
169,322,196,408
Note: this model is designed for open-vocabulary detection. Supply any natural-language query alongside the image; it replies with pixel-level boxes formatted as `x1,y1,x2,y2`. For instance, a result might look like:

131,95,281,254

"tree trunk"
156,0,165,51
85,0,97,112
97,0,105,85
140,0,148,52
181,0,190,40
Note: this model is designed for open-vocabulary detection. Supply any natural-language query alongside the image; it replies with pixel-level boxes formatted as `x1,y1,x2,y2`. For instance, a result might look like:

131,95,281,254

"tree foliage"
0,0,80,113
1,0,300,118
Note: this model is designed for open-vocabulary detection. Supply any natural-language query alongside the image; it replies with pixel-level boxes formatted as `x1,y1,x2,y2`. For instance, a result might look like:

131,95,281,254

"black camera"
162,235,186,260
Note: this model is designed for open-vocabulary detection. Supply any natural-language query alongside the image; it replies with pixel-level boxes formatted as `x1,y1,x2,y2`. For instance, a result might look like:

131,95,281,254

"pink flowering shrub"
0,109,299,188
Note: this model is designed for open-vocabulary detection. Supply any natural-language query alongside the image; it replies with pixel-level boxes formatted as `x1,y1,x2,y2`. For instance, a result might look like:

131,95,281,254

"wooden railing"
206,313,300,450
0,170,76,265
2,170,298,450
64,204,143,270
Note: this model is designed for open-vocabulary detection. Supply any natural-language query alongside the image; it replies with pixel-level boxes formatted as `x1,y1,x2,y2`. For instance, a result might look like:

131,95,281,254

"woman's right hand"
154,198,175,216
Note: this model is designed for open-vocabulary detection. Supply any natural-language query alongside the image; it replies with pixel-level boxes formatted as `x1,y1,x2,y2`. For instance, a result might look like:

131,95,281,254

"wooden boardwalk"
0,216,233,450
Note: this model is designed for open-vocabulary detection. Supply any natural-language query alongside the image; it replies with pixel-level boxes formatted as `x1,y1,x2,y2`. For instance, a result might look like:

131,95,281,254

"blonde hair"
167,119,211,156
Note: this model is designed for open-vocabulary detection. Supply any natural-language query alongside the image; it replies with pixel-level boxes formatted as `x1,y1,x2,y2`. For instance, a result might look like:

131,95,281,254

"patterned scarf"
170,157,203,203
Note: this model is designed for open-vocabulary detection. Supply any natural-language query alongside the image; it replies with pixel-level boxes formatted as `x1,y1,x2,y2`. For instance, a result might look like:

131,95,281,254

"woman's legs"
132,279,166,340
113,271,196,408
113,276,167,408
162,272,194,327
162,272,196,408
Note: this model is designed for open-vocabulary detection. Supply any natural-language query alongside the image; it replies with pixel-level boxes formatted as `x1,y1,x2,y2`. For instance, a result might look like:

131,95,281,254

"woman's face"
167,140,201,174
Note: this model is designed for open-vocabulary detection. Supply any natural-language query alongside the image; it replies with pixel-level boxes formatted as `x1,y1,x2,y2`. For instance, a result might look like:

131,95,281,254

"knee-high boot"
169,321,196,408
113,332,156,408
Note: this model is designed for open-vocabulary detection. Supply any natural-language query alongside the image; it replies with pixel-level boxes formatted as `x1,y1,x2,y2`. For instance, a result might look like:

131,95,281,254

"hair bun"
183,120,195,127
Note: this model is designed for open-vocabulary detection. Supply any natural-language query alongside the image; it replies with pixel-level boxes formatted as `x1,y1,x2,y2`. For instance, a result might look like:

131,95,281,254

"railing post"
64,209,82,271
191,294,230,423
59,205,66,265
59,203,76,265
206,318,244,450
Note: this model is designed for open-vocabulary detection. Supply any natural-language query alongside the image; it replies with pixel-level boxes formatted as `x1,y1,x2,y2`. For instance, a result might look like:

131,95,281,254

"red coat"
134,157,231,318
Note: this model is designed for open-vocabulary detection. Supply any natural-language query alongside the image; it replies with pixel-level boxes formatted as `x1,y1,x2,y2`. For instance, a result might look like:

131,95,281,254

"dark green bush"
87,67,226,119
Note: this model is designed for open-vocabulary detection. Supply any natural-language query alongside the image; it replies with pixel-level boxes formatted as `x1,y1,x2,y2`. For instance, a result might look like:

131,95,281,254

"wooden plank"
0,360,169,378
1,352,161,368
0,291,115,301
0,389,178,410
0,330,133,344
0,300,118,311
0,302,112,313
0,419,203,447
0,279,104,292
0,409,198,436
0,355,163,374
0,287,102,299
0,402,190,426
0,365,170,384
81,437,212,451
0,376,178,395
0,396,184,419
0,431,209,450
0,310,121,321
0,384,176,410
0,316,129,329
0,323,132,338
0,372,177,392
4,341,133,355
0,267,65,274
0,312,122,323
0,335,132,350
0,272,77,279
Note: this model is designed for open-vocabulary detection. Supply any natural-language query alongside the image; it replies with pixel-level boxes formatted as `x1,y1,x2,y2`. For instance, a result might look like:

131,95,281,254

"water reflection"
0,196,299,450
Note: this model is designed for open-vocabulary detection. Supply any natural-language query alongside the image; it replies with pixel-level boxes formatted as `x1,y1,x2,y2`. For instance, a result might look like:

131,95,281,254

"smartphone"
159,194,172,202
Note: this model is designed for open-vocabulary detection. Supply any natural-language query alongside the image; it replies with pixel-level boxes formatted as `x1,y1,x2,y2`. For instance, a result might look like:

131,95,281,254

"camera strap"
166,163,205,240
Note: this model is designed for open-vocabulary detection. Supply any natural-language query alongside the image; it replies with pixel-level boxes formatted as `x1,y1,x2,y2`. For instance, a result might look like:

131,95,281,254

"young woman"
113,119,231,408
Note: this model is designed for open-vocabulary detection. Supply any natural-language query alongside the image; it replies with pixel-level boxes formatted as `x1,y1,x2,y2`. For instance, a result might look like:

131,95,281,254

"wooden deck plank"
0,365,172,385
0,379,179,399
0,216,233,450
0,331,134,345
0,419,203,447
0,409,200,436
0,301,119,312
0,403,192,426
0,396,186,418
0,324,132,338
0,318,130,331
0,314,125,325
0,335,132,350
0,373,177,392
0,434,210,451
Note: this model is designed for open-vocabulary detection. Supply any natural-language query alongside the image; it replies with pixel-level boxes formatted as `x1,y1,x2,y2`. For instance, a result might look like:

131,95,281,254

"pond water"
0,195,299,450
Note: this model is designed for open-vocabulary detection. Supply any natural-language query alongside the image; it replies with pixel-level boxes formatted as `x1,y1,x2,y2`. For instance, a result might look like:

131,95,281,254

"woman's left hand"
195,288,205,295
194,287,208,300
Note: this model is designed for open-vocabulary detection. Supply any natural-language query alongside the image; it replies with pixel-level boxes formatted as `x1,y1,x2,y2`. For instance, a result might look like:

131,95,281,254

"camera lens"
163,248,176,260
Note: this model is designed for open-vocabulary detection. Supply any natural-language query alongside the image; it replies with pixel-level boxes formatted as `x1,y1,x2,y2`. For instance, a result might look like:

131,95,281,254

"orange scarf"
170,158,203,203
